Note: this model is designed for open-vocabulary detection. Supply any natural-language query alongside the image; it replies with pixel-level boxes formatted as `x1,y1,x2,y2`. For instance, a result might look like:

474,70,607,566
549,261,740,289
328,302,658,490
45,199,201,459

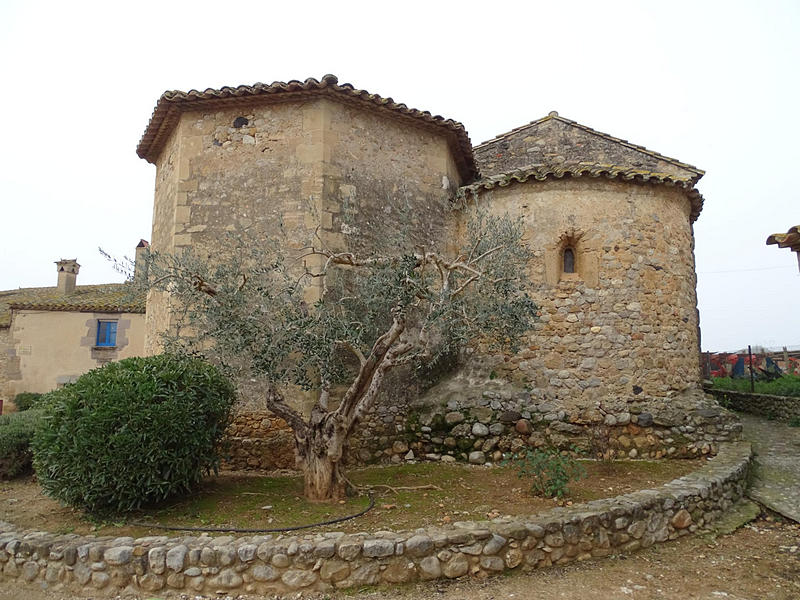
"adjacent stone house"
0,259,145,407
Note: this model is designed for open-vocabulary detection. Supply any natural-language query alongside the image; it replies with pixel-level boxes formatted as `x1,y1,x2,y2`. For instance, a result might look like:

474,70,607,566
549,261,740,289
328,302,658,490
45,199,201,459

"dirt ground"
0,517,796,600
0,459,700,536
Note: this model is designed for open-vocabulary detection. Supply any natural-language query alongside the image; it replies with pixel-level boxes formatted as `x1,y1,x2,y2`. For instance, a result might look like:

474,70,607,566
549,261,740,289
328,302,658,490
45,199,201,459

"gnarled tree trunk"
295,419,348,502
267,316,409,502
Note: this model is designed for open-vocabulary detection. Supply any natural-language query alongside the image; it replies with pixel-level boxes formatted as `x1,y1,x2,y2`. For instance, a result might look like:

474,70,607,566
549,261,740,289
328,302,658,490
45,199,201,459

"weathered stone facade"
136,75,729,462
460,178,703,408
140,78,471,356
0,327,12,407
222,379,741,472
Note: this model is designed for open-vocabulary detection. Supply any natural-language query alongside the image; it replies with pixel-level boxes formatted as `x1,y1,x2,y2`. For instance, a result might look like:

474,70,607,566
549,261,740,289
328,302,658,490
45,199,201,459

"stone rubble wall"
461,179,704,410
221,413,296,471
0,442,751,596
0,327,13,407
352,386,742,466
704,387,800,423
221,385,742,472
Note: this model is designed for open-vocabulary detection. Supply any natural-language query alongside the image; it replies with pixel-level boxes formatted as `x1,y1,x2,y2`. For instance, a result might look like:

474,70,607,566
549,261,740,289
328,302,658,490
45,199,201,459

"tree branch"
265,385,307,436
334,314,406,425
336,340,366,367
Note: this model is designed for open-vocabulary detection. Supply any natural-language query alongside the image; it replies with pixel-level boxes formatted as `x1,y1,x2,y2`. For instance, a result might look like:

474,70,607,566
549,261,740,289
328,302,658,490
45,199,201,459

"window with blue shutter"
96,320,118,347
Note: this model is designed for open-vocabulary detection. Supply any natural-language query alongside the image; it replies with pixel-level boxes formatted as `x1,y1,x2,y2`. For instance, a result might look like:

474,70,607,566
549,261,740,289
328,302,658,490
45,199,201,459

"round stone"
472,422,489,437
468,451,486,465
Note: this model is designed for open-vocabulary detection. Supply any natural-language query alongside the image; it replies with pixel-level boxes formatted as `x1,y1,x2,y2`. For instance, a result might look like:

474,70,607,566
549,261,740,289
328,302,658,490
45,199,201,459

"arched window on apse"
563,247,576,273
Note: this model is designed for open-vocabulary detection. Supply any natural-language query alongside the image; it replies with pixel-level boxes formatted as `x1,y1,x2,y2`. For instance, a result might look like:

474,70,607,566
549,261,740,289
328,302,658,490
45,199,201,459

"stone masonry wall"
351,379,741,466
221,379,741,472
145,99,322,355
221,412,296,472
0,442,751,596
324,98,461,257
459,178,703,413
144,122,180,356
705,387,800,423
0,327,13,409
143,96,463,412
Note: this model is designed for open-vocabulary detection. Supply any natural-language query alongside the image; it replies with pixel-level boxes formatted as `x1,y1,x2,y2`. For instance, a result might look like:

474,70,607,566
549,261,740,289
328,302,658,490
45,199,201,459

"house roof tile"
457,163,705,222
767,225,800,250
0,283,145,327
137,74,478,180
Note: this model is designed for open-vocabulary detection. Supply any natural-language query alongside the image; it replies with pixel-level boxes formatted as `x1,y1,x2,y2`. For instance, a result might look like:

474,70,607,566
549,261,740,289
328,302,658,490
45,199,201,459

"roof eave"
456,164,705,223
136,75,479,181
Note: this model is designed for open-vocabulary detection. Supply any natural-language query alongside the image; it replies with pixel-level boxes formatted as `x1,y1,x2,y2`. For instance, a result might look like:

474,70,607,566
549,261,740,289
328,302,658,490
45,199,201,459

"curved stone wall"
462,178,702,413
0,442,751,596
222,385,742,471
705,387,800,423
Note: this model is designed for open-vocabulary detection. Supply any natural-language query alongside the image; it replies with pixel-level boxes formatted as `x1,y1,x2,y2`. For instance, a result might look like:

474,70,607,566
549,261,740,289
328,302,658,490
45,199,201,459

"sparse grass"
1,459,702,538
711,375,800,398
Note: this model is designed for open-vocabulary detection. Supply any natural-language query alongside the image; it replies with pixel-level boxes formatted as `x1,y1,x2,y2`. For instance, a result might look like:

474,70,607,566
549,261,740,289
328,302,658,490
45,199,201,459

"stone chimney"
55,259,80,294
134,239,150,281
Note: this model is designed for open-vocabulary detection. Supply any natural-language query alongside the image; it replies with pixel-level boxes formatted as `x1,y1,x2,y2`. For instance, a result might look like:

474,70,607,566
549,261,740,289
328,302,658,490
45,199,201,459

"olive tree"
142,210,537,502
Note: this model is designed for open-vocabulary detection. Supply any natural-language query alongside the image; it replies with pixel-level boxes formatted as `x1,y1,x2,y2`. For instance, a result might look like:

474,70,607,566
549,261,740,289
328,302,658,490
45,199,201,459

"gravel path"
740,413,800,522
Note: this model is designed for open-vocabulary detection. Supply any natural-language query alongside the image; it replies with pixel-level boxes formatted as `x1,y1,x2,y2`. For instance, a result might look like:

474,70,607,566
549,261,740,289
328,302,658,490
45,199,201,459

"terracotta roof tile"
767,225,800,250
0,287,42,328
456,163,705,222
0,284,145,327
137,74,478,181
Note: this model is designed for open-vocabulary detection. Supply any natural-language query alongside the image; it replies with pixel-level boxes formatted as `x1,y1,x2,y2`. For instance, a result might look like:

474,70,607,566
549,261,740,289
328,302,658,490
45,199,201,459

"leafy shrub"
507,448,585,499
12,392,42,411
0,409,43,479
32,354,235,514
711,375,800,398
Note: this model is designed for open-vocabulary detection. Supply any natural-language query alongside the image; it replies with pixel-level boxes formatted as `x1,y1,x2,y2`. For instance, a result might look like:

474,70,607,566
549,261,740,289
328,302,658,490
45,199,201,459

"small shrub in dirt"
507,448,586,499
12,392,42,411
32,354,235,514
0,409,43,479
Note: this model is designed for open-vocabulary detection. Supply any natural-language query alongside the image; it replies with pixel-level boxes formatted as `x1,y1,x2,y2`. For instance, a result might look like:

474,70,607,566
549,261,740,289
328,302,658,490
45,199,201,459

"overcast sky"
1,0,798,352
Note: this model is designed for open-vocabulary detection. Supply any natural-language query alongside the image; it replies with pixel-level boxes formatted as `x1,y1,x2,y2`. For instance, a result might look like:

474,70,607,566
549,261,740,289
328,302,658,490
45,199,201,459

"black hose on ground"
126,492,375,534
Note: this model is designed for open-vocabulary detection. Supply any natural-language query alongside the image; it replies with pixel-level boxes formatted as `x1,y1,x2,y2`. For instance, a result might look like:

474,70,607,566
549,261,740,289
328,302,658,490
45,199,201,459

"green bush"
12,392,42,411
0,409,43,479
32,354,235,514
507,448,585,499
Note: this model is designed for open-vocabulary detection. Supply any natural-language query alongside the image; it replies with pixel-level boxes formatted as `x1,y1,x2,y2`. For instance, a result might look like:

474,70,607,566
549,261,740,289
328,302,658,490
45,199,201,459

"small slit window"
563,248,576,273
96,320,118,347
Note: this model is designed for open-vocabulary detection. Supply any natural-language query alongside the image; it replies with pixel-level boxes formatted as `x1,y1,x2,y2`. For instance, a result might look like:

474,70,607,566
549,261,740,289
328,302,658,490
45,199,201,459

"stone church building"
1,75,735,463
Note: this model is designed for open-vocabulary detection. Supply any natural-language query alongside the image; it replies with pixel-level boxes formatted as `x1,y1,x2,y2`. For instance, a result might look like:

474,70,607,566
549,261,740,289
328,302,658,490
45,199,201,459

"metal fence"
702,346,800,389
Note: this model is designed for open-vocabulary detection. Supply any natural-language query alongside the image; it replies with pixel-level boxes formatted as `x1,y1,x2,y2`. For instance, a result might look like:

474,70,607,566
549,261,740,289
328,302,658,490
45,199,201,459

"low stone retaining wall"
0,442,751,597
704,387,799,422
221,413,295,471
222,391,742,472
